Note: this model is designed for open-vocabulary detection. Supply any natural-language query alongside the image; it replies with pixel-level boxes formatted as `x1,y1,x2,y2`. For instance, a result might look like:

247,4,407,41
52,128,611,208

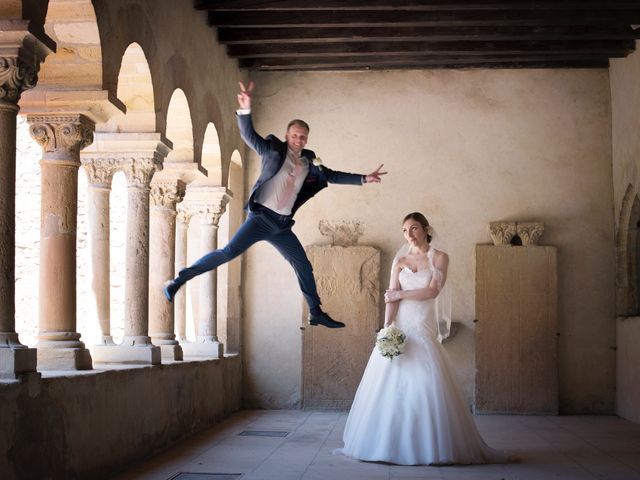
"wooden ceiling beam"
209,9,640,28
226,40,636,57
238,55,609,70
197,0,640,12
218,25,640,44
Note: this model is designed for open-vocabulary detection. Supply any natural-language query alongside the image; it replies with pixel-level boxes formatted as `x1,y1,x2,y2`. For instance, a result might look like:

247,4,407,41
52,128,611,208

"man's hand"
237,81,254,110
365,164,388,184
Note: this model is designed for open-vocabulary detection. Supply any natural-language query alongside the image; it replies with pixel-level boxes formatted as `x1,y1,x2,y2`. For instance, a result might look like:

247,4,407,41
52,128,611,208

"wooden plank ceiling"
194,0,640,71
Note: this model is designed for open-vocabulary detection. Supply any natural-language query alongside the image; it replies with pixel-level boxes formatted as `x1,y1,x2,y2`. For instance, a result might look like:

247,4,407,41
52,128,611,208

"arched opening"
217,150,244,353
102,42,155,133
202,122,222,184
616,184,640,316
165,89,194,164
36,0,103,90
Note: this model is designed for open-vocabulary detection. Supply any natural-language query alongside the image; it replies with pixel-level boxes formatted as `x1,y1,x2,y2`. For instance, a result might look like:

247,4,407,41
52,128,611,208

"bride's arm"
386,252,449,302
383,261,402,327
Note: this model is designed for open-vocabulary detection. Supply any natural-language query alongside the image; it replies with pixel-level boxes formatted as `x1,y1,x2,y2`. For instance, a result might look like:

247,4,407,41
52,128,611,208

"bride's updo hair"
403,212,433,243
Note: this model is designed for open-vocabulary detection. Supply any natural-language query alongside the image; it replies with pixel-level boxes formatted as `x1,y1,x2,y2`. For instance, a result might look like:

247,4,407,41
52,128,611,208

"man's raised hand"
365,164,388,184
237,81,254,109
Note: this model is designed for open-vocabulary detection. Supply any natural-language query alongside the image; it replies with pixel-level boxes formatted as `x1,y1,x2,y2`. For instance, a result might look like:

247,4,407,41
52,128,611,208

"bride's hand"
384,289,402,303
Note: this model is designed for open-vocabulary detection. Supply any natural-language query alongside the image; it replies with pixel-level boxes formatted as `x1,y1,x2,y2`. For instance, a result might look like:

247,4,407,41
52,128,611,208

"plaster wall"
242,69,615,413
0,356,242,480
610,44,640,423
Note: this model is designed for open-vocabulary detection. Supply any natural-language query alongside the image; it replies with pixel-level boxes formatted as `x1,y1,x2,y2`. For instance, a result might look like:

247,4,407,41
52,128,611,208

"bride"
338,212,507,465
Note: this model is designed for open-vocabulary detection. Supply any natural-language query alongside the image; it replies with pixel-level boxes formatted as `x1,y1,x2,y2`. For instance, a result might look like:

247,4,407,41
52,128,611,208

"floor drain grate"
238,430,289,437
168,474,242,480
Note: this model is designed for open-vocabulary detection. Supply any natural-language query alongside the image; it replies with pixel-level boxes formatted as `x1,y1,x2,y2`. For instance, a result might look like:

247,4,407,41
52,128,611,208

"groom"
164,81,386,328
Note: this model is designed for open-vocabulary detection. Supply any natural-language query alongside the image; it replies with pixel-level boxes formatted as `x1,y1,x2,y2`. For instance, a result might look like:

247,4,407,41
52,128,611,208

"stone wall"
610,42,640,423
0,356,242,480
243,69,615,413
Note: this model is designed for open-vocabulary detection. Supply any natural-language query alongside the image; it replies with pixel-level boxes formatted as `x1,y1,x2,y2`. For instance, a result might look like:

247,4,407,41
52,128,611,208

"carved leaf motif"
488,222,517,246
0,56,38,103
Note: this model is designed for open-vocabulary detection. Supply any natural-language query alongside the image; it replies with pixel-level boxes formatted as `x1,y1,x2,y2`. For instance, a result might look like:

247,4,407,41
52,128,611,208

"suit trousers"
174,205,321,309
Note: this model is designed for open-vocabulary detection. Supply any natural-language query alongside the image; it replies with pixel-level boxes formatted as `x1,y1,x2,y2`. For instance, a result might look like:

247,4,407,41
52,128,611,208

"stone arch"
165,88,194,164
102,42,155,133
217,149,244,353
37,0,103,90
201,122,222,183
616,184,640,316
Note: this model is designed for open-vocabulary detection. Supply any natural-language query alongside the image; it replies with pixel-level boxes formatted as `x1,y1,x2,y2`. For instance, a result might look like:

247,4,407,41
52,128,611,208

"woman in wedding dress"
339,212,507,466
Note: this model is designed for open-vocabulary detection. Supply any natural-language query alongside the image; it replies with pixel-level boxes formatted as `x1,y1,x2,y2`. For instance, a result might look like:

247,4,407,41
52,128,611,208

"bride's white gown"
340,257,506,465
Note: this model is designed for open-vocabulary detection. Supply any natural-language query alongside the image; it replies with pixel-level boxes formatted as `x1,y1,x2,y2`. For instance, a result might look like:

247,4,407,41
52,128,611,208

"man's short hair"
287,119,310,132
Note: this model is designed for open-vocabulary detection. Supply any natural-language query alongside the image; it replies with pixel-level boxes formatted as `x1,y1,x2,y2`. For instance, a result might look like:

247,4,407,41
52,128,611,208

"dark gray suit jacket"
237,113,363,217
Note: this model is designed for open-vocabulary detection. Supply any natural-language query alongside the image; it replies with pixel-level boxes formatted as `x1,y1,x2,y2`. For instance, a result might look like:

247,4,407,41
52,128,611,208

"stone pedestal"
180,185,230,358
302,245,380,409
148,179,185,360
0,20,51,378
475,245,558,414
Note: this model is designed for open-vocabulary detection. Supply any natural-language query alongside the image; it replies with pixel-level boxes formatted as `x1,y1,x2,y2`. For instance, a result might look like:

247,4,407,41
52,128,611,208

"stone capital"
150,179,186,209
27,113,95,159
179,186,232,226
488,221,517,246
0,55,37,106
119,156,162,189
516,222,545,246
80,156,119,188
0,21,53,106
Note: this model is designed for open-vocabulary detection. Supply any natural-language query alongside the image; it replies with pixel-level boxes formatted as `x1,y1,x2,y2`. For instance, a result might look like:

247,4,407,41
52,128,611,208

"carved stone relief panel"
302,245,380,409
475,245,558,414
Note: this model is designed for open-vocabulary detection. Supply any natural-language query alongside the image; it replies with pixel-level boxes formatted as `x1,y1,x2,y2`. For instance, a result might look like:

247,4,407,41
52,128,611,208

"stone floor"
111,410,640,480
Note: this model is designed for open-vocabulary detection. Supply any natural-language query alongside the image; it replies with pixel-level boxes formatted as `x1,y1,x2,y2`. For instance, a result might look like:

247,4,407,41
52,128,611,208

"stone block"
475,245,558,414
160,344,183,361
0,347,37,378
37,347,93,370
90,345,160,365
302,245,380,409
182,341,223,359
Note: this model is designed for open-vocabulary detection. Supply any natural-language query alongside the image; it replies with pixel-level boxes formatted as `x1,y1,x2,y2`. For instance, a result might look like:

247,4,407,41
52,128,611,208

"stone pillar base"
181,341,223,358
90,345,161,365
0,347,37,379
37,347,93,371
160,344,183,361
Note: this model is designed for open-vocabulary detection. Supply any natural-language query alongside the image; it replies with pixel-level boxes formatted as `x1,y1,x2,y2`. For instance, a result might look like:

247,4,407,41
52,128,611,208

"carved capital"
150,180,186,209
176,208,191,225
318,220,364,246
119,156,162,188
27,114,94,156
185,202,227,226
0,55,38,105
516,222,544,246
80,156,118,188
488,222,517,246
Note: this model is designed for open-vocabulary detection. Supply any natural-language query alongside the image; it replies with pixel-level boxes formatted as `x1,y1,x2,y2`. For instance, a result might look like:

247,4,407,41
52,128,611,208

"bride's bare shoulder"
431,249,449,268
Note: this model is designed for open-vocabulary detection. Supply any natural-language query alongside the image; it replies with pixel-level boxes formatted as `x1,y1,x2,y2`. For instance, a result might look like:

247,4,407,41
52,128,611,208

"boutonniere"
312,157,323,170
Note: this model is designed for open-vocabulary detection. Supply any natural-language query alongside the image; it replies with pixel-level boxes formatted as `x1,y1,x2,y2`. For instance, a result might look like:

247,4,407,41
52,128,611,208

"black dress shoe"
308,311,345,328
163,280,179,303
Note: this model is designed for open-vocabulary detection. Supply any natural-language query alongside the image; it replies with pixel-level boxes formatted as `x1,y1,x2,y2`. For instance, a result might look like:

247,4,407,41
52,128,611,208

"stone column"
174,210,190,342
149,179,185,360
81,133,169,364
80,157,118,345
181,186,231,358
0,25,49,378
112,156,161,364
27,114,95,370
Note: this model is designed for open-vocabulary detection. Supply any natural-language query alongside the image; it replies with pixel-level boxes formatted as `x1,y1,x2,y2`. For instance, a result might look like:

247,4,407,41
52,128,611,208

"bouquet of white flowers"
376,325,407,360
